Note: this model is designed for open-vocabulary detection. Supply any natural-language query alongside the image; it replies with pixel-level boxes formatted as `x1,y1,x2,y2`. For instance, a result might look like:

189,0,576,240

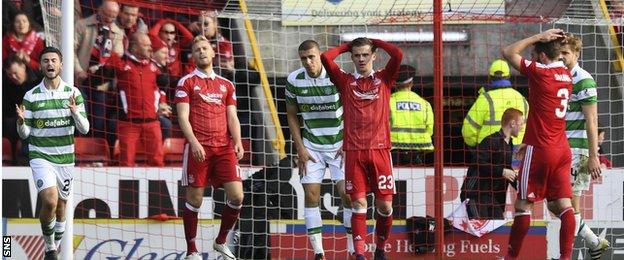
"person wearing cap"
462,59,528,147
389,64,434,165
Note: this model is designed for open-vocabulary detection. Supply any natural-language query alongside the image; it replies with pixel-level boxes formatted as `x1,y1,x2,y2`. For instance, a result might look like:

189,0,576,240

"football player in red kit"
321,38,402,260
175,35,244,260
501,29,575,260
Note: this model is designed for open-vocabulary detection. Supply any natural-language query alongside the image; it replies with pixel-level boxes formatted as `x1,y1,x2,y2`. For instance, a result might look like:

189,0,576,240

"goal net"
2,0,623,259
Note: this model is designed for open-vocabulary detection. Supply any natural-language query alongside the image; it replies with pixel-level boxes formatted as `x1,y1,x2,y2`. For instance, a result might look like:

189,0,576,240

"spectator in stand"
149,18,193,78
3,12,45,71
116,4,148,49
460,108,524,219
187,11,234,76
597,128,612,169
3,56,42,163
95,32,165,166
3,0,44,36
150,34,174,141
74,0,123,142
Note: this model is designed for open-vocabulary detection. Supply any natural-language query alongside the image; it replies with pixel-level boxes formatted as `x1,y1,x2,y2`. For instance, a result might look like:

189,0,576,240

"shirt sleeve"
575,78,598,105
174,77,191,104
225,81,237,106
285,79,297,105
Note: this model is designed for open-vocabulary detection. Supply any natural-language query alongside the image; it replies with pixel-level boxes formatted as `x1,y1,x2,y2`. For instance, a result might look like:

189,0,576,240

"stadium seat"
240,138,251,165
163,138,186,166
3,138,13,165
74,137,110,165
113,139,149,166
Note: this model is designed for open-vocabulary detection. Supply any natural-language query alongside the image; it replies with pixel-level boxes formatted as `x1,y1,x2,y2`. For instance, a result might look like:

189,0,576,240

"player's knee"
228,194,244,207
351,198,367,210
41,196,57,211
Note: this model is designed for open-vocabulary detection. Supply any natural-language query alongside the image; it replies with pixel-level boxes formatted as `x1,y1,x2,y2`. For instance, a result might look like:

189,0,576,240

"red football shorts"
182,144,241,188
518,145,572,202
345,149,395,200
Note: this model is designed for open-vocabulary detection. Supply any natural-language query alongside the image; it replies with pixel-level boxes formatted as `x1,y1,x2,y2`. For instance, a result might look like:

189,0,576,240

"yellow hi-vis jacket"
462,86,528,147
390,90,434,151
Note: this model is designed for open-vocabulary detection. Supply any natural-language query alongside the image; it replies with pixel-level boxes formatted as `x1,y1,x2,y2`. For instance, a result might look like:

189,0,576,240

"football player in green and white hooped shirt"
285,40,353,260
560,33,610,259
16,47,90,260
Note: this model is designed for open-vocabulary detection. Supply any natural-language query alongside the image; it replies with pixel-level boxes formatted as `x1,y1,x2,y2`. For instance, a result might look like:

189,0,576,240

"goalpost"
17,0,623,259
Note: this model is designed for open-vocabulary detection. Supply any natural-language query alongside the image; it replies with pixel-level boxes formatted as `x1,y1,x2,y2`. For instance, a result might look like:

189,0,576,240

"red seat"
240,138,251,165
74,137,110,165
163,138,186,166
113,139,149,165
3,138,13,165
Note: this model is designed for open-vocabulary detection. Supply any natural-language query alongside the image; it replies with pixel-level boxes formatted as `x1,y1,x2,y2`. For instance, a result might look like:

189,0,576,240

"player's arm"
177,102,206,162
501,28,565,72
226,105,244,160
320,42,350,84
370,38,403,83
16,99,32,139
69,90,90,134
581,98,601,178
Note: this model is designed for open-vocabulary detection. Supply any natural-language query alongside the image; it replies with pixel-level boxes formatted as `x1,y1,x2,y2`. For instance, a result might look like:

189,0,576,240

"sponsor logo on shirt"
198,93,224,105
36,118,71,128
554,74,572,82
352,88,379,100
307,104,337,112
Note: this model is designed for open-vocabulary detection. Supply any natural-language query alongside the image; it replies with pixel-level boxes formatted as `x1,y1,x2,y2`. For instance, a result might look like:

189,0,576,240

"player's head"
560,33,582,70
39,46,63,80
191,35,215,69
98,0,120,27
531,35,566,64
349,37,377,75
488,59,510,81
501,108,525,138
130,32,152,59
119,5,140,29
298,40,322,77
158,22,177,46
395,64,416,90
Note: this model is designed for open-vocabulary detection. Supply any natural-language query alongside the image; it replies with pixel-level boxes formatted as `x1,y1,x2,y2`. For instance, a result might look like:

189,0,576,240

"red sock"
351,212,367,255
183,202,199,254
506,213,530,258
375,210,392,248
216,202,242,244
559,207,575,260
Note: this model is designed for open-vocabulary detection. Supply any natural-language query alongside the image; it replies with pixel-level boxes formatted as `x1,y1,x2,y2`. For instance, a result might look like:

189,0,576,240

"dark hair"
298,40,320,52
39,46,63,62
4,55,27,69
533,37,566,61
349,37,377,53
11,11,40,34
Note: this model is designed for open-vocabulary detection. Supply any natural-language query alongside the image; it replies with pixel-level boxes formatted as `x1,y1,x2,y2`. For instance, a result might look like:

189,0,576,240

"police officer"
462,59,528,147
390,65,434,165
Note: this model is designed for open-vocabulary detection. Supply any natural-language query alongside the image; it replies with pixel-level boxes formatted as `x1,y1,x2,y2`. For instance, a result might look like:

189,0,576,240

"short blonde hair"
193,35,209,45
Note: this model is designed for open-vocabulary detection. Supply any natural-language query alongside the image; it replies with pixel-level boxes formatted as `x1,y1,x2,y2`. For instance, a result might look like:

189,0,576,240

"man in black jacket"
460,108,525,219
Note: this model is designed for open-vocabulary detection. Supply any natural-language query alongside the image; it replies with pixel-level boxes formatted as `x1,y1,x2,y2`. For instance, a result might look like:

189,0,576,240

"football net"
10,0,622,259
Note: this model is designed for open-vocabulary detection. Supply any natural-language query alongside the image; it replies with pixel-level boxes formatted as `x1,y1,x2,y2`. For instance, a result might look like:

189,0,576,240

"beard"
44,70,60,80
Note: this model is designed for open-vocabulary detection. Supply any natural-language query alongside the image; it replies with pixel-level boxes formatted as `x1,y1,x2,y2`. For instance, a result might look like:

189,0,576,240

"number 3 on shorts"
378,175,394,190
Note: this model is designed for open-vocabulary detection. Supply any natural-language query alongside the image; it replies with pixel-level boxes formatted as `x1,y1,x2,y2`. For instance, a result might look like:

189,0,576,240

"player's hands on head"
295,145,316,176
588,155,602,180
190,141,206,162
537,29,565,43
234,142,244,160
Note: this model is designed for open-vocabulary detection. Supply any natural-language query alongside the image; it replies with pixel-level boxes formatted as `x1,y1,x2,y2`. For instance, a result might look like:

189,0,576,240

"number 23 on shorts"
378,175,394,190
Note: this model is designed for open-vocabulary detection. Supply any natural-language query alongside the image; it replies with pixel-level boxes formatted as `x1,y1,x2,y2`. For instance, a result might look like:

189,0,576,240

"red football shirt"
519,58,573,148
321,39,403,151
175,69,237,147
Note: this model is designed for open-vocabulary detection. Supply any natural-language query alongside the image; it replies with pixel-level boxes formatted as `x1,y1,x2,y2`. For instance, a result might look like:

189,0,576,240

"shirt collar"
39,78,69,93
353,70,375,79
304,67,327,80
193,68,216,80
